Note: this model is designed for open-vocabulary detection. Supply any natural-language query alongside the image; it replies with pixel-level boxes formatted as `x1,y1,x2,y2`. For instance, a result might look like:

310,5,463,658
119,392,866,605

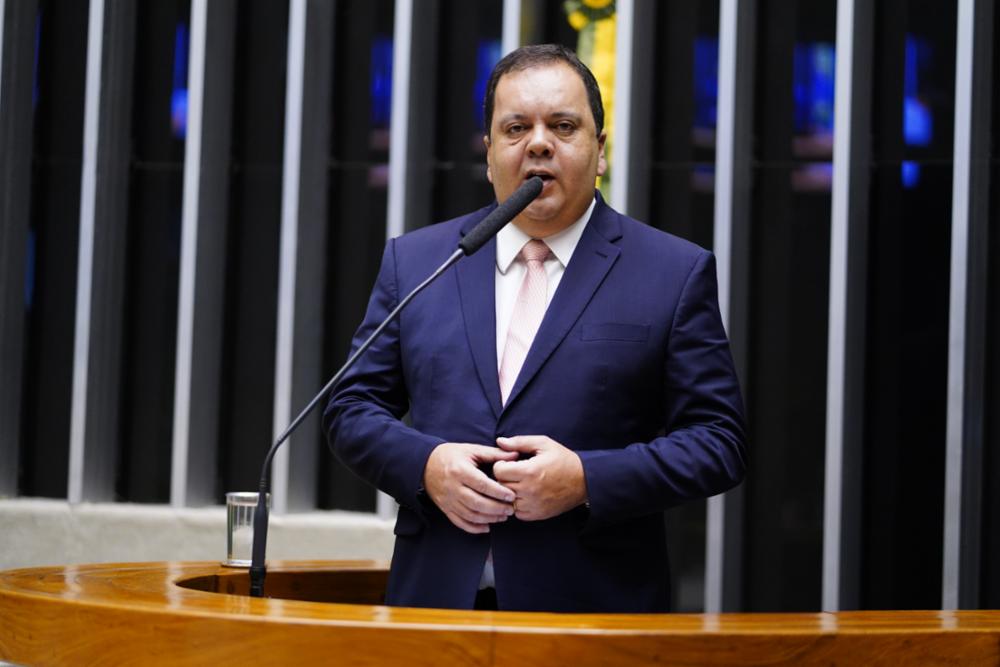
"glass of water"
224,491,269,567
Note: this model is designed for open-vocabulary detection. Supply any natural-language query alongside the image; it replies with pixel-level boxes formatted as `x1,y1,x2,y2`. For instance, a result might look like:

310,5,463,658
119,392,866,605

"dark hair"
483,43,605,138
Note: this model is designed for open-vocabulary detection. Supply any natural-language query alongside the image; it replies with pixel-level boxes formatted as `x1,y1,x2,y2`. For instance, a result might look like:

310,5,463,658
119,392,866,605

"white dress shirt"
479,197,596,591
494,198,596,366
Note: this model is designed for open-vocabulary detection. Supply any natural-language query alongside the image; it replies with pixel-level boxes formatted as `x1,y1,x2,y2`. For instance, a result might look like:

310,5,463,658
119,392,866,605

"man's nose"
526,124,553,157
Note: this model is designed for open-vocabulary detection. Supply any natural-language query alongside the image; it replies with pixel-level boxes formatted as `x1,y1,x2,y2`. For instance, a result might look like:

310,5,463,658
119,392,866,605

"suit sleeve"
576,251,747,527
322,239,445,515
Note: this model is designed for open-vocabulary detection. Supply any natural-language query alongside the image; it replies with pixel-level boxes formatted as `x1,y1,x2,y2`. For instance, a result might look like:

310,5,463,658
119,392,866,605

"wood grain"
1,561,998,666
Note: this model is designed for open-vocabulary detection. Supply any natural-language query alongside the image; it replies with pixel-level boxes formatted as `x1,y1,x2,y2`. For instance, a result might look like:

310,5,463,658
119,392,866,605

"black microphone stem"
248,248,463,598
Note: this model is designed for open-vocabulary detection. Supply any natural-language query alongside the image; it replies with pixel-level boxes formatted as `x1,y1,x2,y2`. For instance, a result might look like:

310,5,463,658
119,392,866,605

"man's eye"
506,124,526,135
555,122,575,133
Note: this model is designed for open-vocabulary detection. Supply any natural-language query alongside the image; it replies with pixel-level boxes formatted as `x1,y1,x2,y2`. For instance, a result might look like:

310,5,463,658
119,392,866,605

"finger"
455,506,508,525
456,492,513,521
447,510,491,534
471,445,521,463
496,435,551,453
458,484,515,515
492,459,529,483
462,466,516,502
512,501,535,522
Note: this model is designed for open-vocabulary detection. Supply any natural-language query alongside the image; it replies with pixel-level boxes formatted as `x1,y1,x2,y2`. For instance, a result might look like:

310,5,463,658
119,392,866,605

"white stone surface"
0,498,395,571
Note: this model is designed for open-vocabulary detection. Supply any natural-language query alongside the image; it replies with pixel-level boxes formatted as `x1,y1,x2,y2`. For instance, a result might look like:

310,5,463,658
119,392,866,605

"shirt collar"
496,197,596,274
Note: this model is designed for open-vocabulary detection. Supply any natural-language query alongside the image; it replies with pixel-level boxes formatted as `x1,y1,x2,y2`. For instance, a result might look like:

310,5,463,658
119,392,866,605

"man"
324,44,746,613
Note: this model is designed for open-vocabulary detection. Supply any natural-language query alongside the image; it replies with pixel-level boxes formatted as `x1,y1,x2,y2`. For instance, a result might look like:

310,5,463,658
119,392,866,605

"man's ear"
596,131,608,177
484,135,493,183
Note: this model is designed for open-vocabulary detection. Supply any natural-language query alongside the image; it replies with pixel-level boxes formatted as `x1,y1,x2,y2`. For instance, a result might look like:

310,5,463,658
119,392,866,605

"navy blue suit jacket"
323,194,746,613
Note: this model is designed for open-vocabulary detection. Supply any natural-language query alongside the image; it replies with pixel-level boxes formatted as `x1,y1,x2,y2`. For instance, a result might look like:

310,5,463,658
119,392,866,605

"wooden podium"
2,560,999,665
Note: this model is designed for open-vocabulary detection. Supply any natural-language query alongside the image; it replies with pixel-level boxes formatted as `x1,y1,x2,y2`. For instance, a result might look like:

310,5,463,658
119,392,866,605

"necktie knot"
520,239,550,264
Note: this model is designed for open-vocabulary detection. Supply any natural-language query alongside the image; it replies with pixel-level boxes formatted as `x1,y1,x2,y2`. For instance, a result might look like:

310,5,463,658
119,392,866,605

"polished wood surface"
2,561,999,666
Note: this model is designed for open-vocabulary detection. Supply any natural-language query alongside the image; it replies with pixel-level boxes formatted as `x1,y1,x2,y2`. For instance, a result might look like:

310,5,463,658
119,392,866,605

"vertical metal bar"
377,0,415,518
377,489,397,519
170,0,236,507
271,0,308,516
386,0,412,240
943,0,992,611
705,0,736,613
620,0,653,224
706,0,753,613
822,0,857,613
283,0,334,513
823,0,873,612
501,0,520,56
608,0,633,214
171,0,208,508
704,501,727,611
942,0,975,612
0,0,8,496
68,0,135,503
67,0,105,503
712,0,738,385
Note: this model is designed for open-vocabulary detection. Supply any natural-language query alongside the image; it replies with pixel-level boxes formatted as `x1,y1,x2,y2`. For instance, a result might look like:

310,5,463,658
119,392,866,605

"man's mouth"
525,171,555,184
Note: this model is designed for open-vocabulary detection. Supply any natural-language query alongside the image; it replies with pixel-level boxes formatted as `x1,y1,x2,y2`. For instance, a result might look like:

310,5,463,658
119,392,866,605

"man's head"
483,44,605,140
483,44,607,239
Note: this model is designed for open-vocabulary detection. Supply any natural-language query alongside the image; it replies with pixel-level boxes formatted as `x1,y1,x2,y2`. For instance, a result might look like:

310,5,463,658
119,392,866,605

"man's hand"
423,443,519,534
493,436,588,521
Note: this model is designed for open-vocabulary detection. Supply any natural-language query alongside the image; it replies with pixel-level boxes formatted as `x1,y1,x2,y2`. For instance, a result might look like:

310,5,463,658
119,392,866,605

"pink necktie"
499,239,551,405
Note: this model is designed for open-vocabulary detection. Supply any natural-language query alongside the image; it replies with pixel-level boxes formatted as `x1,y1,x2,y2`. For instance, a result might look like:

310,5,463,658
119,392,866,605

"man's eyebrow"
496,111,584,124
550,111,583,121
496,113,529,125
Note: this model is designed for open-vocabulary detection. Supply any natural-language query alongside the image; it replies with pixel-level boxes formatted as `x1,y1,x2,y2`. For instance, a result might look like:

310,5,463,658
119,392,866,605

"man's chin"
521,197,562,220
515,215,578,238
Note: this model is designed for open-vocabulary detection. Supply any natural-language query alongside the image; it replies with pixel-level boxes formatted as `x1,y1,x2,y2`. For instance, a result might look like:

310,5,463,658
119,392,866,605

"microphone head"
458,176,544,256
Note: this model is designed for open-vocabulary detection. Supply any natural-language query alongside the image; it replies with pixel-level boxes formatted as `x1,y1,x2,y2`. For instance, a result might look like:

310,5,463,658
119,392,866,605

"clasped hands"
422,436,588,534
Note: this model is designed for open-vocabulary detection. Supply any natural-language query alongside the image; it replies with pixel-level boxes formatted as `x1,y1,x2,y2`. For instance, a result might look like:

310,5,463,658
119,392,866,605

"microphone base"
249,566,266,598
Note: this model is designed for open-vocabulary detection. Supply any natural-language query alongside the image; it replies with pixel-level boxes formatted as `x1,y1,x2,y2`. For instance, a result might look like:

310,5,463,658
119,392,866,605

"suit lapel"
503,199,623,411
456,213,503,419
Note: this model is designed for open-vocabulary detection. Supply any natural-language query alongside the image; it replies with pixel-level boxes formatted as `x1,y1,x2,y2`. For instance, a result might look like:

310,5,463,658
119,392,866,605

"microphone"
459,176,543,255
248,176,544,597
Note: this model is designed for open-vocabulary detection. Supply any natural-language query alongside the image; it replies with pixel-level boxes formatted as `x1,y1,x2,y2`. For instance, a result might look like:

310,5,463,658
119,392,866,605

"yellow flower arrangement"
562,0,616,27
563,0,616,195
568,10,588,31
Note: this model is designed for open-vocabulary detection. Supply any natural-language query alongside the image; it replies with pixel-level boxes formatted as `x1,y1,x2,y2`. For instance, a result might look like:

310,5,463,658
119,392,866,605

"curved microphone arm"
248,248,463,598
247,176,541,598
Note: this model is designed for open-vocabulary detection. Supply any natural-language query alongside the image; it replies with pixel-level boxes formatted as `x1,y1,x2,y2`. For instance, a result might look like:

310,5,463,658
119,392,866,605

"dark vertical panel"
624,0,655,221
862,0,956,610
521,0,578,50
19,0,88,498
318,0,395,512
744,0,836,612
117,0,189,503
646,0,721,614
981,0,1000,611
429,0,502,223
648,0,719,251
0,0,40,494
217,0,288,497
663,499,706,613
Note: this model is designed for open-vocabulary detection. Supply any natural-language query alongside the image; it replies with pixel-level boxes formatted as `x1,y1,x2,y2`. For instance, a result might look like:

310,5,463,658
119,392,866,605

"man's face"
485,63,607,239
